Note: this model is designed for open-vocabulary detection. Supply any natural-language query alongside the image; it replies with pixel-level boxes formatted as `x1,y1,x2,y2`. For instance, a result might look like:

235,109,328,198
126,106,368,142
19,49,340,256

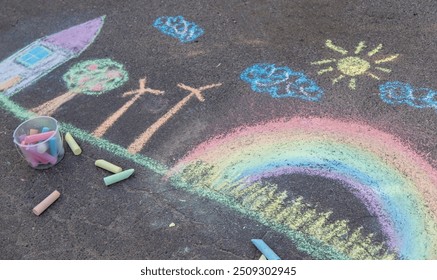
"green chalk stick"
95,159,122,173
103,169,134,186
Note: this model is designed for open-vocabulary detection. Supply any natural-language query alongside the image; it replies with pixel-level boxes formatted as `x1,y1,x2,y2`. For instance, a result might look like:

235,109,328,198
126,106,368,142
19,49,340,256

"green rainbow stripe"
1,95,351,259
0,95,362,259
4,94,437,259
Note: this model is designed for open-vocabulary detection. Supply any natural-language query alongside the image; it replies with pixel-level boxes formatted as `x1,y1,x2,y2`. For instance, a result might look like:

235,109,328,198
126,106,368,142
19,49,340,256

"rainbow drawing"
171,117,437,259
0,16,105,97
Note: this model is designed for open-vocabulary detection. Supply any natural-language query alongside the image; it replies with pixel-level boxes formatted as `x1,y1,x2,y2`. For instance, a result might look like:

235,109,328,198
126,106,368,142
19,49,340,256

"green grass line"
0,95,168,175
0,94,370,259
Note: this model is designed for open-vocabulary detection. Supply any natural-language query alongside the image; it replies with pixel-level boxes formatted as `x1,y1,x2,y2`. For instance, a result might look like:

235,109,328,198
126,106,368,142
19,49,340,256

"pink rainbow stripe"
172,117,437,259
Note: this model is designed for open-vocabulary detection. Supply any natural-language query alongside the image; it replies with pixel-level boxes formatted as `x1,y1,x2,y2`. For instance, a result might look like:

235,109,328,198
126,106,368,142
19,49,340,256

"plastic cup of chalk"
13,116,65,169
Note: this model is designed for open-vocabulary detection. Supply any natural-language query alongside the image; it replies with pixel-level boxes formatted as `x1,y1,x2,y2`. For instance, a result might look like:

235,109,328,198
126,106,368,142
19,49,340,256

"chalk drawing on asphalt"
0,16,105,97
127,82,222,154
93,76,165,138
311,40,399,90
153,16,204,43
170,118,437,260
379,81,437,109
240,63,324,101
31,58,128,116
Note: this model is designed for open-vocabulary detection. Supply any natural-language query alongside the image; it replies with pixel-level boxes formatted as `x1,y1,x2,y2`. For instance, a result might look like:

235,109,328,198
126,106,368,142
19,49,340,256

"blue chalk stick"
42,127,57,156
48,138,57,156
251,239,281,260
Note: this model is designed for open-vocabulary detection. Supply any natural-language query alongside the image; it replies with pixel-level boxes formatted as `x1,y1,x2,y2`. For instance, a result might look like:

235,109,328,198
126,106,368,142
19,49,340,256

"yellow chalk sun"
311,40,399,90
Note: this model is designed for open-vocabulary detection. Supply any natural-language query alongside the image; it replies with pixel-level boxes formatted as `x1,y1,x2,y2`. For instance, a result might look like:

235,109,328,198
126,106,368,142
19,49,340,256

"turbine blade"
326,40,348,55
355,41,367,54
374,54,399,64
368,44,383,57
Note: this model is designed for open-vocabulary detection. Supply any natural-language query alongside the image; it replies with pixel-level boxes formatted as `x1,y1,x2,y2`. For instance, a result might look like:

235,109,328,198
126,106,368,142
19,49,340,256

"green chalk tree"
31,58,129,115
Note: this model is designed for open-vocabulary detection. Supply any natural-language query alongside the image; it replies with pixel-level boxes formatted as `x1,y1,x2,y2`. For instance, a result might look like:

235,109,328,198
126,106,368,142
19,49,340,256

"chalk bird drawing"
311,40,399,90
153,16,204,43
240,63,324,101
379,81,437,109
0,16,105,97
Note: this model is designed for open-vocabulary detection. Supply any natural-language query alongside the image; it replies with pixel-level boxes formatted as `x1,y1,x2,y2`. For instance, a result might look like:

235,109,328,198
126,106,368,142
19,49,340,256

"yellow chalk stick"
65,132,82,155
95,159,122,173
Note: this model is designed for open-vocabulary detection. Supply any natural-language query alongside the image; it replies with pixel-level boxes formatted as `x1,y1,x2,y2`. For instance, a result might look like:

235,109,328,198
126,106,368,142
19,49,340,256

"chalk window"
16,45,52,67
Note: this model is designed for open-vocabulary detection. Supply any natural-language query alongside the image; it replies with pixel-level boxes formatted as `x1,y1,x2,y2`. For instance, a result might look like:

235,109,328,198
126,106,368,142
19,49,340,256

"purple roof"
42,16,105,53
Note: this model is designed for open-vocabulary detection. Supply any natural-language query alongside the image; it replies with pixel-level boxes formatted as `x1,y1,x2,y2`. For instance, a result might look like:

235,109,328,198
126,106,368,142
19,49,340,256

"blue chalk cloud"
153,16,204,43
240,63,324,101
379,81,437,109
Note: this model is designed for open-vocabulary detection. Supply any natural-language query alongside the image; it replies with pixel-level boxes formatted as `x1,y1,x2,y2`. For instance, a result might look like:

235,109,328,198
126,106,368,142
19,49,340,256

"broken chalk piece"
169,223,176,228
251,239,281,260
32,190,61,216
259,254,267,260
65,132,82,155
103,168,134,186
95,159,122,173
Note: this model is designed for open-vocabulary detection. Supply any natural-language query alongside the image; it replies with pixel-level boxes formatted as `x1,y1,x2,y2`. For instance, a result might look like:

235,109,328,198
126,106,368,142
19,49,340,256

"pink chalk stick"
25,148,57,165
24,131,55,144
34,152,57,165
21,149,40,167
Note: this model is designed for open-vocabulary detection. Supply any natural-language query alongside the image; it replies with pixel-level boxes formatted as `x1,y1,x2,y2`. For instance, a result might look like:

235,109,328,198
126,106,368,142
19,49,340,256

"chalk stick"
29,128,39,135
48,138,57,157
26,148,57,165
37,142,49,153
23,131,55,144
103,168,134,186
19,134,26,142
259,254,267,260
65,132,81,155
251,239,281,260
41,128,58,156
32,190,60,216
21,149,40,167
95,159,122,173
35,152,57,165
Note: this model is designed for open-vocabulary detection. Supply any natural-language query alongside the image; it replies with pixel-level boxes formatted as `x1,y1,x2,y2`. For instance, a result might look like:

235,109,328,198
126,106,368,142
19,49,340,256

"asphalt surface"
1,0,437,260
